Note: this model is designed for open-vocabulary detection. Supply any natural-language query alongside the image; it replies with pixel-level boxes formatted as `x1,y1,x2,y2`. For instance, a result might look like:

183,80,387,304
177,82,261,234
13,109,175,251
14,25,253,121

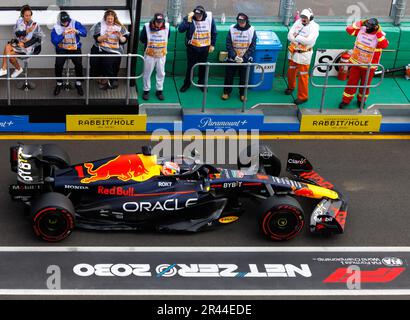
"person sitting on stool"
51,11,87,96
0,5,43,78
140,13,170,101
222,13,256,102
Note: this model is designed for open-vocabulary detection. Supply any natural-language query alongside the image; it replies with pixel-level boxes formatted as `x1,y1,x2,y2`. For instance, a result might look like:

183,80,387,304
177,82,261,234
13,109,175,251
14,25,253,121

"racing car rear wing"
10,144,44,185
286,153,334,190
10,146,18,173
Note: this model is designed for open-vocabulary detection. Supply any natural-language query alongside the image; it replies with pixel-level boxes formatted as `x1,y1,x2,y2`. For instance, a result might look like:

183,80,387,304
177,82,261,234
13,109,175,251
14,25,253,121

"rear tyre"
259,196,304,241
30,192,75,242
42,144,71,169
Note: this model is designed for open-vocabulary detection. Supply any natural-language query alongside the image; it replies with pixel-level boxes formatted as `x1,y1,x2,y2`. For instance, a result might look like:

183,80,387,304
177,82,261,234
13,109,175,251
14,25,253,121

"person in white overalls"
140,13,170,101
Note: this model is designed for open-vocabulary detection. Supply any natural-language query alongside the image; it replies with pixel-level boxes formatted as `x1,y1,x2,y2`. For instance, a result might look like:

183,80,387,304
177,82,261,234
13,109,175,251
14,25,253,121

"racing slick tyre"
42,144,71,169
30,192,75,242
259,196,304,241
238,144,281,177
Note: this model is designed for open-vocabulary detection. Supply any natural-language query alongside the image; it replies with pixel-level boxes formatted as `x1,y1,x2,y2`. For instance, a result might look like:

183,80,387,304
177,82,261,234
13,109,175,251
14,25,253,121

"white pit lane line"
0,246,409,297
1,246,410,252
1,289,410,296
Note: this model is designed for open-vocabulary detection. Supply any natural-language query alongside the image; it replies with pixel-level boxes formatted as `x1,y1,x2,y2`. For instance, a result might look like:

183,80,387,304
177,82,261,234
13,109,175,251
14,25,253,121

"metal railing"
190,62,265,113
0,53,145,106
310,62,385,113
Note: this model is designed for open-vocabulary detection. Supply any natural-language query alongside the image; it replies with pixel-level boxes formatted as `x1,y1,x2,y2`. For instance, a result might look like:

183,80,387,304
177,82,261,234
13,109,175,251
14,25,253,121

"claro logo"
123,198,198,212
288,158,307,165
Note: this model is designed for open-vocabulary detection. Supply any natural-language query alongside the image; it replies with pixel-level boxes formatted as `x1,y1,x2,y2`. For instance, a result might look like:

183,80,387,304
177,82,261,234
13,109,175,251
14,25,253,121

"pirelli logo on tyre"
66,115,147,132
300,114,382,132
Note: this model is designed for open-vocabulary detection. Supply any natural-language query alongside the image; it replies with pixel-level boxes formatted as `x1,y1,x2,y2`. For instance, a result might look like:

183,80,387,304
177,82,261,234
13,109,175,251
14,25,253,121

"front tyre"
30,192,75,242
259,196,304,241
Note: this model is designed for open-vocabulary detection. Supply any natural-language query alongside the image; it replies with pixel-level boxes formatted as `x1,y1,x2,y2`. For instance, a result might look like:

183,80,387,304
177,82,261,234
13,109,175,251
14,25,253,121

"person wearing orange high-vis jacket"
285,8,319,105
339,18,389,109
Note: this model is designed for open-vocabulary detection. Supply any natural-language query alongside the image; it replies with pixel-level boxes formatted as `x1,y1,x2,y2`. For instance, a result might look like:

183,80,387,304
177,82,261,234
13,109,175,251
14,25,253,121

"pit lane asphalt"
1,137,409,247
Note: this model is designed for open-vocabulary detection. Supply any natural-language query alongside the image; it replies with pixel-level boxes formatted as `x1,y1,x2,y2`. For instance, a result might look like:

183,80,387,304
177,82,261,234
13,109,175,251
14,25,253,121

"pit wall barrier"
1,21,410,133
0,111,407,133
0,115,65,132
137,20,410,134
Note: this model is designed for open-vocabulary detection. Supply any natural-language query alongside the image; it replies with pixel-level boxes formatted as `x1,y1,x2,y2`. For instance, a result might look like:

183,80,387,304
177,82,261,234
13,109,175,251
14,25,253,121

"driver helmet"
161,161,180,176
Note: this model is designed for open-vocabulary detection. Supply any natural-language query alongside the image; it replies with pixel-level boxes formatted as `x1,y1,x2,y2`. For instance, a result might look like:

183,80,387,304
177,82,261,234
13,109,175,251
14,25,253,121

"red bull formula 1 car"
9,144,348,242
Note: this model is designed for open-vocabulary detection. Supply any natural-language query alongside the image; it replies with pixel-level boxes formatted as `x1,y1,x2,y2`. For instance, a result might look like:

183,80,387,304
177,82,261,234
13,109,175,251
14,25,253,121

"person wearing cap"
285,8,319,105
140,13,170,101
222,13,256,102
339,18,389,109
51,11,87,96
178,5,217,92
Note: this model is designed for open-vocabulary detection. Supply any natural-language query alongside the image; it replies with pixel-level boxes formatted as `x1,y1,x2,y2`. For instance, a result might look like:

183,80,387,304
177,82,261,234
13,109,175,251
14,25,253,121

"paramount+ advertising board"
300,114,382,132
66,115,147,132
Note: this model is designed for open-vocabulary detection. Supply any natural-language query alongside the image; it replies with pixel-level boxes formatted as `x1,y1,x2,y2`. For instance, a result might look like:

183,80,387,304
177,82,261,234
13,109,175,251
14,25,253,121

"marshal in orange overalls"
340,19,389,108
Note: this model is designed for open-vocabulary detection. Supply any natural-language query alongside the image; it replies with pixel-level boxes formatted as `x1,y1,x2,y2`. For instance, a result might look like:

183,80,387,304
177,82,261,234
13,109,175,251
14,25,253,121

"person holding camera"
0,5,43,78
178,5,217,92
140,13,170,101
90,9,129,90
51,11,87,96
221,13,256,102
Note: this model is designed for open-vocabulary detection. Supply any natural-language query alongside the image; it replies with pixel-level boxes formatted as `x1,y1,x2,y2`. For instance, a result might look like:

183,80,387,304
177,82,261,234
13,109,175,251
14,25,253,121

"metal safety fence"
0,53,144,106
190,62,265,113
310,62,385,113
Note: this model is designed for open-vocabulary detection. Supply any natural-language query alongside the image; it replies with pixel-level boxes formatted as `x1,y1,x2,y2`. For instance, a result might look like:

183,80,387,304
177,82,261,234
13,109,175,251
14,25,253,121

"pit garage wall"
396,22,410,69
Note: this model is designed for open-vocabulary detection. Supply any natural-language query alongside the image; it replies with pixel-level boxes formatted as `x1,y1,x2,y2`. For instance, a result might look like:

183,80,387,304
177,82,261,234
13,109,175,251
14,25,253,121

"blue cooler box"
249,31,283,91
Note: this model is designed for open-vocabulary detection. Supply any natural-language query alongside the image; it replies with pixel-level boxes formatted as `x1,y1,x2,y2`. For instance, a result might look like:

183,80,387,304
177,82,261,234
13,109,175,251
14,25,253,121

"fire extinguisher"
338,52,351,81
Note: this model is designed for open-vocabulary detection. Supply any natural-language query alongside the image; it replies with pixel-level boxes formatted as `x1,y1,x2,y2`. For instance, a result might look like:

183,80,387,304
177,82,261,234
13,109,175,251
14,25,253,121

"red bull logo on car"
81,154,161,184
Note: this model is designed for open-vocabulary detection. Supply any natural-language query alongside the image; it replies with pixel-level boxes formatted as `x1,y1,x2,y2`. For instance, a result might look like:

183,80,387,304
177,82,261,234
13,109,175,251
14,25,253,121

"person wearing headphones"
222,13,256,102
51,11,87,96
285,8,319,105
140,13,170,101
339,18,389,109
0,5,43,78
178,5,217,93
